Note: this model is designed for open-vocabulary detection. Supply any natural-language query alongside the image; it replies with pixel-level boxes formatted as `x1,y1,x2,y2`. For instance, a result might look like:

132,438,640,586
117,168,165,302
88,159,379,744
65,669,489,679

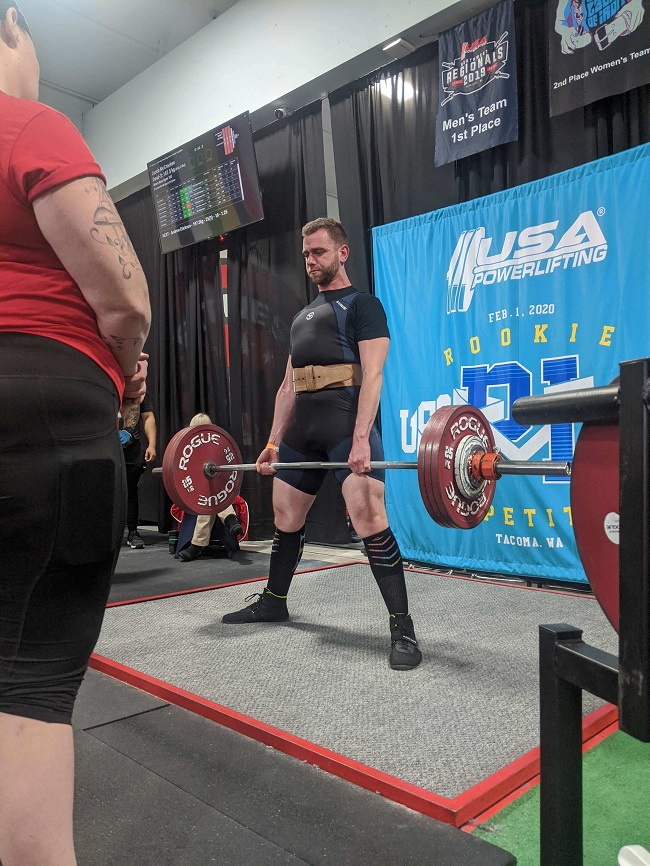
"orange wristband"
265,442,279,452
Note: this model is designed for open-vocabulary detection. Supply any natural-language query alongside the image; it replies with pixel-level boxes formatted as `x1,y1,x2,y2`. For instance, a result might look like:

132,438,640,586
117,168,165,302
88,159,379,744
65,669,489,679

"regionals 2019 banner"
373,143,650,583
435,0,518,166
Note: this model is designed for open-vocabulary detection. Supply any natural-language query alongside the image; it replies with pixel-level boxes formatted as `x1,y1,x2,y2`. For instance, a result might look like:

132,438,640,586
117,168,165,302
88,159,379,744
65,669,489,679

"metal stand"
539,626,618,866
517,357,650,865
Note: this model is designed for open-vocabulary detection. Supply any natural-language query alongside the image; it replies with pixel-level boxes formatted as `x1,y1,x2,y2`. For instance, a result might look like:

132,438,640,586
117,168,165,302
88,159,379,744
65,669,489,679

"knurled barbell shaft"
202,459,571,477
204,461,414,473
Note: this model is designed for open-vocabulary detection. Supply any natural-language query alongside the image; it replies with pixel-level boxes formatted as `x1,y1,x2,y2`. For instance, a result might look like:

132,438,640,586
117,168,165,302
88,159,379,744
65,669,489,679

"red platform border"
93,564,615,828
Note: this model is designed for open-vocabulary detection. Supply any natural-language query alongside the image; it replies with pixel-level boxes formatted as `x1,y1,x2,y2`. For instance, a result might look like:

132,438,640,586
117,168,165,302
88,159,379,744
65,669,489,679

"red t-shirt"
0,90,124,398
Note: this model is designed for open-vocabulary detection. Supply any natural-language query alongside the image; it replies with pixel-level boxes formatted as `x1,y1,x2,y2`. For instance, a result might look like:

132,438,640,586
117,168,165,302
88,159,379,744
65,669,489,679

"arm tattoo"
100,331,143,354
121,401,141,430
88,179,142,279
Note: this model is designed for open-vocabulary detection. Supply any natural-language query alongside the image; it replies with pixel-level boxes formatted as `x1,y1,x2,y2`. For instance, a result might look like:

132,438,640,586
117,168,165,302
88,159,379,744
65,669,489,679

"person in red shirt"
0,5,151,865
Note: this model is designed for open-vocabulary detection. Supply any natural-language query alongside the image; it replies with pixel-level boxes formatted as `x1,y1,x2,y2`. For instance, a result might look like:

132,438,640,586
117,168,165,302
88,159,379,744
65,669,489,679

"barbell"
156,399,629,633
156,405,571,531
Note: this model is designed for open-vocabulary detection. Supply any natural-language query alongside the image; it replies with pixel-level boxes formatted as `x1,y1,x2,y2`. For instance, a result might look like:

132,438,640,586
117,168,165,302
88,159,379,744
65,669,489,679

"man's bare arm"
256,358,297,473
268,358,297,445
349,337,390,473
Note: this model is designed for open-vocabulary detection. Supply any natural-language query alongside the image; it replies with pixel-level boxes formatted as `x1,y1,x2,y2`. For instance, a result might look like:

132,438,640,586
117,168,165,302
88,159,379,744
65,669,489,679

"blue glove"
119,429,133,446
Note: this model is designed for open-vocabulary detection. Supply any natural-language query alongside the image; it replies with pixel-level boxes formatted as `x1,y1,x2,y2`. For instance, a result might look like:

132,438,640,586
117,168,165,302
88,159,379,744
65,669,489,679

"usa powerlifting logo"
441,32,510,104
446,210,608,314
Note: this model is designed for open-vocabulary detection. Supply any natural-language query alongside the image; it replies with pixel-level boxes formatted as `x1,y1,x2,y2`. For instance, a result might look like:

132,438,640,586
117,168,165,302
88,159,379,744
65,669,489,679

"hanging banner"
549,0,650,116
434,0,518,167
373,143,650,583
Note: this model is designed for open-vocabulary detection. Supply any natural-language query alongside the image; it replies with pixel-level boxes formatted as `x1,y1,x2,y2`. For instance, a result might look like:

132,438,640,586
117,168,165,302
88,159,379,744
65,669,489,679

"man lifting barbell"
227,218,423,670
159,222,573,669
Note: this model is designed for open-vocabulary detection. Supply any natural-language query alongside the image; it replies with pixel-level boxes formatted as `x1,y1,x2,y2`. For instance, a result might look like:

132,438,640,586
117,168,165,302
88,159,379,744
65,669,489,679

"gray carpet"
95,565,618,799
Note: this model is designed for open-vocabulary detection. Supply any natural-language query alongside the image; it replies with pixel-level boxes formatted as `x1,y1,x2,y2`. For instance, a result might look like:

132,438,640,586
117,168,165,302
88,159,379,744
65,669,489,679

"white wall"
84,0,465,194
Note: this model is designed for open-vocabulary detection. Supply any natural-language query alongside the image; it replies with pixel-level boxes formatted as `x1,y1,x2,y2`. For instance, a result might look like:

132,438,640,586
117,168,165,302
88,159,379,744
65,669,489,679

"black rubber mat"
110,531,331,603
72,668,166,730
73,670,515,865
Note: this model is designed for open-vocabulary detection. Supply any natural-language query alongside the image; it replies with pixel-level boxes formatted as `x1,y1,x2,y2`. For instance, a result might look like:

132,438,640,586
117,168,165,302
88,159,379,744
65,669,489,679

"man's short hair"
302,218,348,247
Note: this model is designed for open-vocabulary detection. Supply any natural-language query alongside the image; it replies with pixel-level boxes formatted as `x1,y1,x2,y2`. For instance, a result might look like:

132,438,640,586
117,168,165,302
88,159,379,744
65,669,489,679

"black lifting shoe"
224,513,244,541
178,543,203,562
222,588,289,624
389,614,422,670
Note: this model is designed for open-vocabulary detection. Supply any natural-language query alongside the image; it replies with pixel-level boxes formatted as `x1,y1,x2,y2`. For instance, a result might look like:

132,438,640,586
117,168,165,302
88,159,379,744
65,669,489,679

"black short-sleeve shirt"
289,287,389,368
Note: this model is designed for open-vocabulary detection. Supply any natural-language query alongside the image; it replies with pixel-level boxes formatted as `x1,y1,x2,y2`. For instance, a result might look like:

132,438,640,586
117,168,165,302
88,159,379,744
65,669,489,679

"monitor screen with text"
147,111,263,254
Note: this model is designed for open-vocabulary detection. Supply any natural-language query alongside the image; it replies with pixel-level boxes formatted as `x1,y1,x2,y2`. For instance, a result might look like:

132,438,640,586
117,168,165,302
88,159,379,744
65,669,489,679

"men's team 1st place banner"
549,0,650,116
373,143,650,583
434,0,518,167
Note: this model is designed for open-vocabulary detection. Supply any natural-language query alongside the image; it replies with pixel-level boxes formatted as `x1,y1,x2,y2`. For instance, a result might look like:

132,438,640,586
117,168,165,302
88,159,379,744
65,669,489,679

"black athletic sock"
362,527,409,615
265,525,306,598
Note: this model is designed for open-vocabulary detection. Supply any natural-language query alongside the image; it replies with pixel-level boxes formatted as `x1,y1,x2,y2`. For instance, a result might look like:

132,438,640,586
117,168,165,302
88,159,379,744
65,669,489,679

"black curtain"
227,101,348,541
329,0,650,293
117,190,229,531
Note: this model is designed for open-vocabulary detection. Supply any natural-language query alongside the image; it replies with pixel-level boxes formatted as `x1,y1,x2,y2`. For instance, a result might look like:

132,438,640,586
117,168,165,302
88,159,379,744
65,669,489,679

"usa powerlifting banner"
550,0,650,116
373,142,650,583
434,0,518,167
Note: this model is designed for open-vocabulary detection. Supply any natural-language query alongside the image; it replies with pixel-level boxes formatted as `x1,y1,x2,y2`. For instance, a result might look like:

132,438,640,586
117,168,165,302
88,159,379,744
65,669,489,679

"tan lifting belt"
293,363,363,393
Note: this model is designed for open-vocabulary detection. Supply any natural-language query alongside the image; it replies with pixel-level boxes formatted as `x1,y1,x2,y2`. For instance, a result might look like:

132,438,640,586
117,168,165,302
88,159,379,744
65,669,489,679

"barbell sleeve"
494,460,571,477
512,385,619,426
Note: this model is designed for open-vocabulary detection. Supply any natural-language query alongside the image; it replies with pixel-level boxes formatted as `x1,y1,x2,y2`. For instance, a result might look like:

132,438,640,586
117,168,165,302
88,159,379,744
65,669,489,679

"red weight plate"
161,426,207,512
419,409,457,528
570,421,619,632
161,424,242,515
418,405,496,529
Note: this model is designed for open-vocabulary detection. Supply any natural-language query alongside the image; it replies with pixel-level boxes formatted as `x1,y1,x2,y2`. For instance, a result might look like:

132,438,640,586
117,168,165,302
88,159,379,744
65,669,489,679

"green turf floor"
473,730,650,866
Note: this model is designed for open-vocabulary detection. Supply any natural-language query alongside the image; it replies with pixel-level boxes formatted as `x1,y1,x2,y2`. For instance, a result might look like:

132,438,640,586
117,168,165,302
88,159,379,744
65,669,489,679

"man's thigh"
341,473,388,534
272,478,316,532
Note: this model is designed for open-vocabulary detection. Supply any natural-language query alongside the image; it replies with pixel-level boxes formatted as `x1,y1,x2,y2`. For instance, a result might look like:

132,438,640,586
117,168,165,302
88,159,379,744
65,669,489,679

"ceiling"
18,0,241,111
16,0,489,134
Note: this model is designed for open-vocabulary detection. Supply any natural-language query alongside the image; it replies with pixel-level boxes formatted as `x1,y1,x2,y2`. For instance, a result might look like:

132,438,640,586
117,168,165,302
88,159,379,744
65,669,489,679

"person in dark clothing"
222,217,422,671
120,393,157,548
176,413,244,561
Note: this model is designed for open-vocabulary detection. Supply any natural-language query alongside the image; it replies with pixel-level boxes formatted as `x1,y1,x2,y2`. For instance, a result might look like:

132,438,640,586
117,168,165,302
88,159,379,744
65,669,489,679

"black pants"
124,459,145,531
0,334,125,724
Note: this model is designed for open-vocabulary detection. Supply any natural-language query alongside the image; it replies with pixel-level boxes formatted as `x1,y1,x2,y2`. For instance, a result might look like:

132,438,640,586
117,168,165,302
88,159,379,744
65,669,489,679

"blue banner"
373,143,650,582
435,0,518,166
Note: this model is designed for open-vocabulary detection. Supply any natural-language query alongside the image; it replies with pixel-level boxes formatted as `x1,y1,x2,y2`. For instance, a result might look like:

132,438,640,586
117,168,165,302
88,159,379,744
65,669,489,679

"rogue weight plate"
162,424,242,515
571,420,619,631
417,405,496,529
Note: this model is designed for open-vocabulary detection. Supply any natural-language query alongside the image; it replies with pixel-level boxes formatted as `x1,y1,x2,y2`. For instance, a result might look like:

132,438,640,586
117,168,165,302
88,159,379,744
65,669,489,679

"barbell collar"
512,385,619,426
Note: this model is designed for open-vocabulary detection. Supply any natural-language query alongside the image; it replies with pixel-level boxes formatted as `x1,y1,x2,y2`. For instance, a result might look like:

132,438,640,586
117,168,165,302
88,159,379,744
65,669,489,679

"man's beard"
310,259,340,287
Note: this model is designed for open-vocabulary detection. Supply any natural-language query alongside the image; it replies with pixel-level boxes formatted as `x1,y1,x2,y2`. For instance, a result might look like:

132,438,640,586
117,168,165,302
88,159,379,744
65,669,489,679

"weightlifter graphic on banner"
555,0,645,53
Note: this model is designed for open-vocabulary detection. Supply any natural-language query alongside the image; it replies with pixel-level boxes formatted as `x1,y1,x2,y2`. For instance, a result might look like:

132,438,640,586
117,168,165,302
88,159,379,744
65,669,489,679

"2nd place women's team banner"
549,0,650,115
373,143,650,583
